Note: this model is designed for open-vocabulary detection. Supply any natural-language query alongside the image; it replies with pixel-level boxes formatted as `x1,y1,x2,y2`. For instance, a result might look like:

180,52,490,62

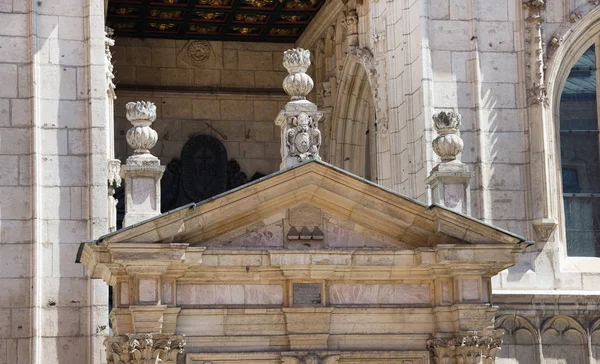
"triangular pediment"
94,161,524,250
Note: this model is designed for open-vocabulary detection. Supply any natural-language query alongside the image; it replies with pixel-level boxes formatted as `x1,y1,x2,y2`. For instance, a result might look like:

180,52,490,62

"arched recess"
591,317,600,362
540,316,587,363
544,5,600,258
495,315,540,363
329,55,377,180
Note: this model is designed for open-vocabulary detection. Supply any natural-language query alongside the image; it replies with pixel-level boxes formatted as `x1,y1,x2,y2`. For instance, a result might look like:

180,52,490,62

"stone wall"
111,39,292,178
0,0,110,363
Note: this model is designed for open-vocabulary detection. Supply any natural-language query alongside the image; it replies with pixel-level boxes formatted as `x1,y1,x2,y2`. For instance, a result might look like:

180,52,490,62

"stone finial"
427,110,472,215
121,101,165,227
276,48,323,169
282,48,314,100
432,111,463,162
125,101,158,156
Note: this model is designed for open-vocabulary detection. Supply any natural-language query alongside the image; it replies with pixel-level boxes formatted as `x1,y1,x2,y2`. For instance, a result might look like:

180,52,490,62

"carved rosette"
427,332,502,364
432,111,463,162
125,101,159,155
282,48,314,100
105,334,186,364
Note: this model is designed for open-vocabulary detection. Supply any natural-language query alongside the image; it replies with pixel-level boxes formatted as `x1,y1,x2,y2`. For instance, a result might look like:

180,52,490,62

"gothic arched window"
559,44,600,257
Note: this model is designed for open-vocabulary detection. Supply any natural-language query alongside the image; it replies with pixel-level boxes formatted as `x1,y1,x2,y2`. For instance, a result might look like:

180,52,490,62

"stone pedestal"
426,162,472,215
121,158,165,227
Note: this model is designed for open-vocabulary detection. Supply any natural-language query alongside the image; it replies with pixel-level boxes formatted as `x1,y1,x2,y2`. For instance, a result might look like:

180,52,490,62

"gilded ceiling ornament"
196,11,224,20
245,0,274,7
269,28,299,36
149,9,182,19
235,13,267,22
111,22,135,30
189,25,218,33
232,27,256,34
186,40,212,65
149,23,176,30
284,0,317,9
109,7,135,15
281,15,302,22
198,0,230,5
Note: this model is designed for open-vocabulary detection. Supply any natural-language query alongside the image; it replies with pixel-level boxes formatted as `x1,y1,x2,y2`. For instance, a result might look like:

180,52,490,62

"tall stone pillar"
426,111,472,215
120,101,165,227
275,48,323,170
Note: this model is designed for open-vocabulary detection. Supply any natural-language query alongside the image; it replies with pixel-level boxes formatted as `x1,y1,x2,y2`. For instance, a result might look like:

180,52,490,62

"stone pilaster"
275,48,323,170
426,111,472,215
105,333,186,364
121,101,165,227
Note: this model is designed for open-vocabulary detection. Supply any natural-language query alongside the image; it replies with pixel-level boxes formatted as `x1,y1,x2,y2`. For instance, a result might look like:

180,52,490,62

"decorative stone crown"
433,110,461,134
282,48,314,100
125,101,158,155
432,111,463,162
283,48,311,73
126,101,157,124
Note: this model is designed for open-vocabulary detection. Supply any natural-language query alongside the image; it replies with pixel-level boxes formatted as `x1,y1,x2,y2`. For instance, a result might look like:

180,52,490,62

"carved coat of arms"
286,112,321,162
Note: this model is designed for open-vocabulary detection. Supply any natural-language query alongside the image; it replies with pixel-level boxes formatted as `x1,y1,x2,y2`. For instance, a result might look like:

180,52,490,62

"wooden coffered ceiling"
106,0,325,42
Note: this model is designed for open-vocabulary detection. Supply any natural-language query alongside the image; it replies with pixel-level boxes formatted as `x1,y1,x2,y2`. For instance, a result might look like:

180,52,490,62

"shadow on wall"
32,16,109,362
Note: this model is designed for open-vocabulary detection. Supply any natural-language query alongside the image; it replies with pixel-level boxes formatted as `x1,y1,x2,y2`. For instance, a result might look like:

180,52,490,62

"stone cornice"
85,162,525,248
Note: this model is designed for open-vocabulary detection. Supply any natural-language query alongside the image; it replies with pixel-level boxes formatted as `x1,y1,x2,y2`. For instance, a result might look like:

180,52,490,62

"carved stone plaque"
292,282,322,305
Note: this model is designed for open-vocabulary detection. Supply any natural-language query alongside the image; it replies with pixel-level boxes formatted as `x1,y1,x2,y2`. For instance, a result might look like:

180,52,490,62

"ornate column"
120,101,165,227
275,48,323,170
426,111,472,215
522,0,557,241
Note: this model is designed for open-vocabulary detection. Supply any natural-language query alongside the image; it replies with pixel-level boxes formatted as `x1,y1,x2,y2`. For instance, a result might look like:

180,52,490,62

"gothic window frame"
553,31,600,261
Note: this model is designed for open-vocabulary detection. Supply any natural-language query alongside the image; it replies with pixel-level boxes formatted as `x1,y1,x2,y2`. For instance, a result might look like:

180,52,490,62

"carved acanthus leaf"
105,334,186,364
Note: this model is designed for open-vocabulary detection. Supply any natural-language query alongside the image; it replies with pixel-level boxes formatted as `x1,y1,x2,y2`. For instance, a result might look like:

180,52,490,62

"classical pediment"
88,161,523,250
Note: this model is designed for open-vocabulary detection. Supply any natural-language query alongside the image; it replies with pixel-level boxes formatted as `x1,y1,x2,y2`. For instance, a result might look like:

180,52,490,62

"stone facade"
1,0,600,363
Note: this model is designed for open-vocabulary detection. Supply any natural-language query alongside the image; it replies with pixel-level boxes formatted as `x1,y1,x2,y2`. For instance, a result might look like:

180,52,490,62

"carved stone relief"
187,40,211,65
281,353,340,364
105,334,186,364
